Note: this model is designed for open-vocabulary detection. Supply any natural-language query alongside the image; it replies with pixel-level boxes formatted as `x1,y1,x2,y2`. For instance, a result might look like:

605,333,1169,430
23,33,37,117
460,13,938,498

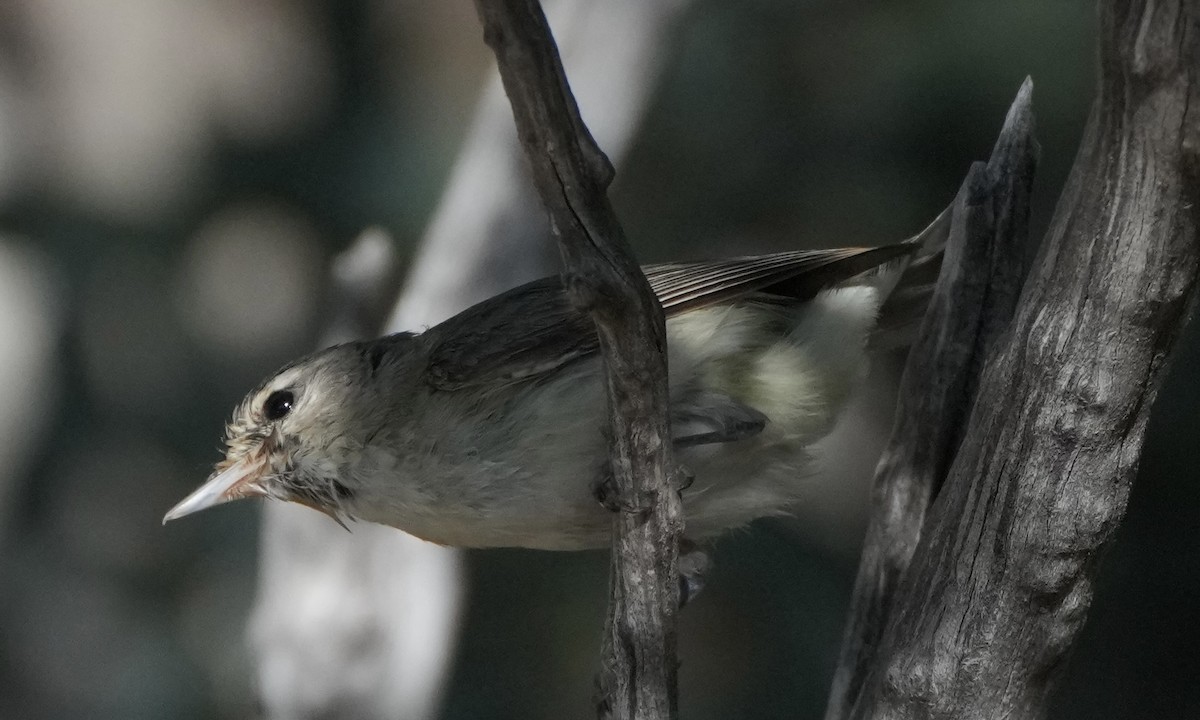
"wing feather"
423,243,919,391
646,244,916,314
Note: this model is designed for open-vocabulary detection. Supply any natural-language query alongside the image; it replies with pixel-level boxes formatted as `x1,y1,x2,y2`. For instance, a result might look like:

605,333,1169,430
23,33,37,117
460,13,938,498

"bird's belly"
347,425,615,550
380,506,614,550
347,435,814,550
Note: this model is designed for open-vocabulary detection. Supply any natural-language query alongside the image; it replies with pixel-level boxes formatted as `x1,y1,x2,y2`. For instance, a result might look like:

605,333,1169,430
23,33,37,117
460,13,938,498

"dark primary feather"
421,242,922,392
646,243,916,314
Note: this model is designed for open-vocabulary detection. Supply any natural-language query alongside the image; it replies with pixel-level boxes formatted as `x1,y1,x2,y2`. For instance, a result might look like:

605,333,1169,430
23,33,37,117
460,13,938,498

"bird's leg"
671,394,767,449
679,538,711,607
672,417,765,449
675,463,694,492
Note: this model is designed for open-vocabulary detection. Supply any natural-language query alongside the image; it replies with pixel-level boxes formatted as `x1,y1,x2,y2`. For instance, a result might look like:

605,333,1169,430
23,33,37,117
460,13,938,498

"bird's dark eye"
264,390,294,421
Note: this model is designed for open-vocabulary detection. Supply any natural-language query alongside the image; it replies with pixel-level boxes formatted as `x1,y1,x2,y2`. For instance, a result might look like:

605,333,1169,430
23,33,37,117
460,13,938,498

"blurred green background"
0,0,1196,718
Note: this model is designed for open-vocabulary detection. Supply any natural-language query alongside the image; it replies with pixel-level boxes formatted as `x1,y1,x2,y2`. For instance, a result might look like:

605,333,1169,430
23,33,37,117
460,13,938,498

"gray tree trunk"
827,1,1200,718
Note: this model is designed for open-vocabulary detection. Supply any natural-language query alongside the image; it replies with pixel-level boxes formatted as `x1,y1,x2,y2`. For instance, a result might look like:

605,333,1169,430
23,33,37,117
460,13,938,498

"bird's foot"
679,539,711,607
592,463,695,513
591,468,641,514
676,464,694,493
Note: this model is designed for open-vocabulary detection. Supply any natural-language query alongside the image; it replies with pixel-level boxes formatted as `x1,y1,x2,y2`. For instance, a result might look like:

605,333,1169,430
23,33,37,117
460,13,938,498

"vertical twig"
472,1,681,719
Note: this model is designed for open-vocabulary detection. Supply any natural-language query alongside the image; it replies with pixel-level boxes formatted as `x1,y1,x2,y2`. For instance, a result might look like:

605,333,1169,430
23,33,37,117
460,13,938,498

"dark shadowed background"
0,1,1196,718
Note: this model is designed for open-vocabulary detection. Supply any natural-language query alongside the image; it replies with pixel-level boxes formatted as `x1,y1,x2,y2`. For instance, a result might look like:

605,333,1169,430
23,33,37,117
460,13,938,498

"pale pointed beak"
163,458,267,524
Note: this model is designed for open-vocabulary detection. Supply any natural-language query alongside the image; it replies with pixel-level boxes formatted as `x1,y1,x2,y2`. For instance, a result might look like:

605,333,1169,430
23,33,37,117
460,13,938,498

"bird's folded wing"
645,243,916,314
424,244,917,391
423,277,598,391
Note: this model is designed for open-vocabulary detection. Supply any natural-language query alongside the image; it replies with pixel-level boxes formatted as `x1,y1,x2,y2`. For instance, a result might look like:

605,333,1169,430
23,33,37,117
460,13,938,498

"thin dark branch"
826,81,1039,720
471,2,682,719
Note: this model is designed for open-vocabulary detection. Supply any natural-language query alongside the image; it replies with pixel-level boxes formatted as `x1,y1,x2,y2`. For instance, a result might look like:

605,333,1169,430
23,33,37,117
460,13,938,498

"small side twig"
472,1,682,719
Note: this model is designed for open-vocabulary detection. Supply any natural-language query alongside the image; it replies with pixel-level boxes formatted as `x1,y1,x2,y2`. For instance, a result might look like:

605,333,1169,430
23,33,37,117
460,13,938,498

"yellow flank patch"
665,287,879,447
750,343,829,441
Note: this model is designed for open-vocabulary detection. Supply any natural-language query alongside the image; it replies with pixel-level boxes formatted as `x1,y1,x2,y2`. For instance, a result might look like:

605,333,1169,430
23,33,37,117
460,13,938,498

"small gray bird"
164,213,947,549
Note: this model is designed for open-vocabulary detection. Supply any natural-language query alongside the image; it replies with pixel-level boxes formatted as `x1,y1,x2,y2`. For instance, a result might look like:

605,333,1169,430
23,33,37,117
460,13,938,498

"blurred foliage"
0,1,1196,719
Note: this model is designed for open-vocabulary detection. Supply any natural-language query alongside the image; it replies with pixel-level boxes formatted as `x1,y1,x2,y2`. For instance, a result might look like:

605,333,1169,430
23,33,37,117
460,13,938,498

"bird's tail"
869,206,952,350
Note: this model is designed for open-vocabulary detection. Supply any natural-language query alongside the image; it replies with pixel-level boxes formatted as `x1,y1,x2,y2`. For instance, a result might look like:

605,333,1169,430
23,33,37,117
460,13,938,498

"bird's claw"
676,464,694,495
592,469,642,514
679,539,711,607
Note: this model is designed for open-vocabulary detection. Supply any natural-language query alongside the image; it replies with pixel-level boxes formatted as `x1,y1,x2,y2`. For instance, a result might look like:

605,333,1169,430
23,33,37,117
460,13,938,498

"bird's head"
163,341,396,528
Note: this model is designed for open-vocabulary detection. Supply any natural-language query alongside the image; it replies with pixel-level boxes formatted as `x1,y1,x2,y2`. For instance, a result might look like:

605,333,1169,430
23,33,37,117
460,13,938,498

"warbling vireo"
163,211,947,549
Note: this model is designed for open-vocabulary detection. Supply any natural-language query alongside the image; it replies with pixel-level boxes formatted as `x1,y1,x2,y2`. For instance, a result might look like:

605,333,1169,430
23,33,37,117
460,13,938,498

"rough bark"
250,2,690,718
472,2,682,719
829,0,1200,718
827,80,1039,719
